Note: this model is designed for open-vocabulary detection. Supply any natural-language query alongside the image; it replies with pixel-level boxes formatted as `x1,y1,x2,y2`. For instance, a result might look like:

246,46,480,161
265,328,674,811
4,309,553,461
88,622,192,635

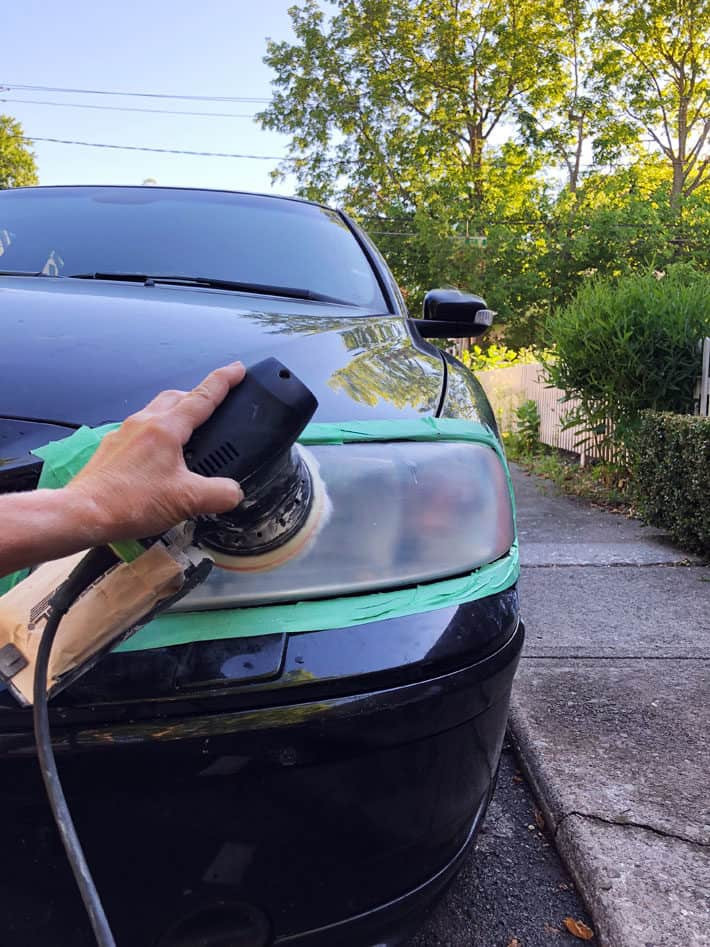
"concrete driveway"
509,464,710,947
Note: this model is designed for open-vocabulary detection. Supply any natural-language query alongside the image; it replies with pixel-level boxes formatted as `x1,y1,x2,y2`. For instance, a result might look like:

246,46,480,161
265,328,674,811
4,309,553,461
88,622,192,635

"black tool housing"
183,358,317,489
183,358,318,556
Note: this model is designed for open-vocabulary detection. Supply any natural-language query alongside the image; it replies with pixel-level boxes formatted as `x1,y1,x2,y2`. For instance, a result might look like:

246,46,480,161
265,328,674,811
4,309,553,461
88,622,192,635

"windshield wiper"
0,269,51,276
68,272,350,305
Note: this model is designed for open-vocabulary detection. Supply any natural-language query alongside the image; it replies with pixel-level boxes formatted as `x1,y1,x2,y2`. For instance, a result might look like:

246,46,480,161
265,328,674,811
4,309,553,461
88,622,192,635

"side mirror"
412,288,495,339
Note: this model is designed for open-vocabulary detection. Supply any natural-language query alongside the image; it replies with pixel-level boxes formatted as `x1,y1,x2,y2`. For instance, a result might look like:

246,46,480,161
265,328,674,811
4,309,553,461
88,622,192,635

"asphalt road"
407,740,597,947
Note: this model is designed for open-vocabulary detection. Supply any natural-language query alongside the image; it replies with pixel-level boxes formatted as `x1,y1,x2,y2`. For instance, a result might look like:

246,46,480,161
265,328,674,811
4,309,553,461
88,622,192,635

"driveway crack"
556,810,709,849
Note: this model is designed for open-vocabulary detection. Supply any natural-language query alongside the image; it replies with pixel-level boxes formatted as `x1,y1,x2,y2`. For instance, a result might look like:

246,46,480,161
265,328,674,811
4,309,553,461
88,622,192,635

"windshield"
0,187,387,311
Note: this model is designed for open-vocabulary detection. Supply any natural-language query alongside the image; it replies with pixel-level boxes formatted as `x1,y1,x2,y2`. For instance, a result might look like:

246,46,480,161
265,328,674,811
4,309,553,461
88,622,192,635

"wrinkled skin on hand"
66,362,246,541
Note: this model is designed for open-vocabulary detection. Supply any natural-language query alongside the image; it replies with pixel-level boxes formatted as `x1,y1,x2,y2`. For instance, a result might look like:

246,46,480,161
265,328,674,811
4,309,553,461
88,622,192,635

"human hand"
65,362,246,543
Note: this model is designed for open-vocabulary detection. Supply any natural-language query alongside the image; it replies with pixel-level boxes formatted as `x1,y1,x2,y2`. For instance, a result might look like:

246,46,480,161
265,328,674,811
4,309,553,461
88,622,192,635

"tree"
259,0,572,339
518,0,602,196
593,0,710,210
259,0,569,213
0,116,38,189
259,0,710,347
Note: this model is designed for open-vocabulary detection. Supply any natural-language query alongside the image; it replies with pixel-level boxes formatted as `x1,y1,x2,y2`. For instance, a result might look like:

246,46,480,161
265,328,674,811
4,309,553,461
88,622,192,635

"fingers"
126,387,186,421
175,361,246,442
189,474,244,514
141,389,186,415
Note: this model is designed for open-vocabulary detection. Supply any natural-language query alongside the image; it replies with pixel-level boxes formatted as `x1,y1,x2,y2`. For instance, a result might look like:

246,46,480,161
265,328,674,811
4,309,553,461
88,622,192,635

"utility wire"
365,224,702,236
1,97,258,119
1,82,270,104
24,136,285,160
362,215,693,230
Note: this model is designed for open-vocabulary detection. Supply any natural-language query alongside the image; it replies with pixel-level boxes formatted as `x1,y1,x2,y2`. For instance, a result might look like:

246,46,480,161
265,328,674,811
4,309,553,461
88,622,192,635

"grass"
503,434,632,513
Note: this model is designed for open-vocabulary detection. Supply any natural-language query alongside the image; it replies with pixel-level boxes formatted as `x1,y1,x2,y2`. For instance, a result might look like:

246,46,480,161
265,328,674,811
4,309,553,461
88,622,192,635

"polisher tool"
0,356,319,947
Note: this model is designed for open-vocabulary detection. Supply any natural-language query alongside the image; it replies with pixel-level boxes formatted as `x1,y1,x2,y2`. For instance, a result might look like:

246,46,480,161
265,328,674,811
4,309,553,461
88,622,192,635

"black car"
0,186,522,947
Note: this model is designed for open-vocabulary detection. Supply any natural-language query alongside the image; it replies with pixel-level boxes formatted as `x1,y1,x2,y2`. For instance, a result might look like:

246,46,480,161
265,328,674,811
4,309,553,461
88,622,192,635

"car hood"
1,277,444,427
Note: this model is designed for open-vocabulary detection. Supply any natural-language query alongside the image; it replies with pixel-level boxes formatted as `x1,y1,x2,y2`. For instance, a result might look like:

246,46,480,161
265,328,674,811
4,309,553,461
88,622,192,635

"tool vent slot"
193,443,240,477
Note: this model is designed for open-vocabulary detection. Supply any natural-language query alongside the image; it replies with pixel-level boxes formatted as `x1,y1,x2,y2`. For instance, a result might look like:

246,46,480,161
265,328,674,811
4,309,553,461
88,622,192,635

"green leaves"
544,265,710,453
592,0,710,205
632,412,710,553
258,0,710,345
0,116,38,189
461,342,546,370
515,398,542,453
260,0,572,210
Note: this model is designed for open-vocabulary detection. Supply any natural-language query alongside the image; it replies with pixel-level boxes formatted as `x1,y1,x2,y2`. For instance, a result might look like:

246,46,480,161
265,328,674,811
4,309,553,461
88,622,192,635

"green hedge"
632,412,710,555
544,266,710,452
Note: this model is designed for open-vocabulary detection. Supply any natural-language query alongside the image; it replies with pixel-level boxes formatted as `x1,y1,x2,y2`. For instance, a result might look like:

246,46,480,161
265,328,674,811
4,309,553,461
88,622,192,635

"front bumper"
0,588,523,946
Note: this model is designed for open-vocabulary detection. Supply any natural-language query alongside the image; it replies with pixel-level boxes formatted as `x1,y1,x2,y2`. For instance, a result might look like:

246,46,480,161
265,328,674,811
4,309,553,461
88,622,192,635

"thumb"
188,475,244,515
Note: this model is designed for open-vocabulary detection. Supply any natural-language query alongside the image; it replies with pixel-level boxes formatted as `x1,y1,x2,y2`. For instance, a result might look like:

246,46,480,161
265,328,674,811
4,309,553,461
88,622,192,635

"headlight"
177,440,514,611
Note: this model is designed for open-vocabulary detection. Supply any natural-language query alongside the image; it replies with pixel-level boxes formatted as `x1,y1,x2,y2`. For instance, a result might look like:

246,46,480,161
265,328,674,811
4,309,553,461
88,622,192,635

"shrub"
461,343,543,372
544,265,710,455
631,412,710,555
514,399,541,454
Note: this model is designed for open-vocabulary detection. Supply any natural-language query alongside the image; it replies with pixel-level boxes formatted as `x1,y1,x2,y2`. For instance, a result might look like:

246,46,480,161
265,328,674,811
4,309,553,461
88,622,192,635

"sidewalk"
508,465,710,947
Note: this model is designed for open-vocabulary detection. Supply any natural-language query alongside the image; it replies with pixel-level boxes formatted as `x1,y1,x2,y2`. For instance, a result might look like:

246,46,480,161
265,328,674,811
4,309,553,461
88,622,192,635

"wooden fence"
477,339,710,462
474,362,608,462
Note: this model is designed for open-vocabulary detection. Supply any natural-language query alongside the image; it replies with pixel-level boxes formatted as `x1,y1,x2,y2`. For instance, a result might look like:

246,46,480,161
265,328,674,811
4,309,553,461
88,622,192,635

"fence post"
697,337,710,417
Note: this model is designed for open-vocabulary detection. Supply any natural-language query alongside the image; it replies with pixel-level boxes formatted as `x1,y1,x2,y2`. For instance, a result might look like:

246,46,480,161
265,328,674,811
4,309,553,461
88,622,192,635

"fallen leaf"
507,939,521,947
563,917,594,940
534,808,546,830
513,774,523,783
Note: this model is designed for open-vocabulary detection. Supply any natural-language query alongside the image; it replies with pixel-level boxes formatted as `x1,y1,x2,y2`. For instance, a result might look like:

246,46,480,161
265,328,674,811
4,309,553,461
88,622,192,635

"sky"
2,0,299,195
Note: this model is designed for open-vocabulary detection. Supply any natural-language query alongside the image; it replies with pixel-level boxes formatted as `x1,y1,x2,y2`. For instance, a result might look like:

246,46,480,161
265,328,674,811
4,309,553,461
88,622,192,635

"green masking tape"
116,546,519,651
0,418,519,649
0,569,29,597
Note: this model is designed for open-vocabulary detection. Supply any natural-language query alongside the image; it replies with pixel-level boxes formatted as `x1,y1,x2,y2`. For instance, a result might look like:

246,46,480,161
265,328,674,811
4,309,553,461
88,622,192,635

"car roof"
2,184,337,214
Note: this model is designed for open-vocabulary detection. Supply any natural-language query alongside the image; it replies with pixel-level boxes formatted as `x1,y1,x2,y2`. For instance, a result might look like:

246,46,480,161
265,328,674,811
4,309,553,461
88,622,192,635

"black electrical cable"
0,96,260,118
33,548,118,947
23,136,285,160
0,81,270,103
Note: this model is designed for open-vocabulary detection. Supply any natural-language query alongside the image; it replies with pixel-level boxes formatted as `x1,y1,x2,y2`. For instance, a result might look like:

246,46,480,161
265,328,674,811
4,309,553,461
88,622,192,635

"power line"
1,97,258,119
1,82,270,104
25,136,285,160
365,220,702,234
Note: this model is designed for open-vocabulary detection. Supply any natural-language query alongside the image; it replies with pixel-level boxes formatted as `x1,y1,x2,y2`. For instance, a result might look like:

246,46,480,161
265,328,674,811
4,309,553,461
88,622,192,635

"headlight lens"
177,440,514,611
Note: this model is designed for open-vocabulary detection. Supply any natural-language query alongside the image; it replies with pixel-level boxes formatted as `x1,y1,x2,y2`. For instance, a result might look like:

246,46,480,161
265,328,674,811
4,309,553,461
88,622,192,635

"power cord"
33,548,118,947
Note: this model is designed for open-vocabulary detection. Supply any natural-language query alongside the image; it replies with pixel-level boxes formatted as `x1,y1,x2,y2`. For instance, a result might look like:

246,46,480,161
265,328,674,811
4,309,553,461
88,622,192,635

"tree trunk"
671,93,688,212
569,115,585,195
671,159,684,212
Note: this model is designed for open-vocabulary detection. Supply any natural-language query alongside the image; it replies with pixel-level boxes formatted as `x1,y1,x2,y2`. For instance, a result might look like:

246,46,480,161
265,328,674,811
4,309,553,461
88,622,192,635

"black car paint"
0,187,521,946
0,418,73,492
0,597,522,947
0,277,445,428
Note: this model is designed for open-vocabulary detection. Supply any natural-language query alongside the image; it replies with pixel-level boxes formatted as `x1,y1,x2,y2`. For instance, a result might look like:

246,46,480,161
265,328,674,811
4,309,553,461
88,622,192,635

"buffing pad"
209,446,331,573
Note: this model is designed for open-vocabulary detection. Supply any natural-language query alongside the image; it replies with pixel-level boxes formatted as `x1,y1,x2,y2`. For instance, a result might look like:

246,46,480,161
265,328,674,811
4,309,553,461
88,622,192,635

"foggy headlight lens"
178,441,514,611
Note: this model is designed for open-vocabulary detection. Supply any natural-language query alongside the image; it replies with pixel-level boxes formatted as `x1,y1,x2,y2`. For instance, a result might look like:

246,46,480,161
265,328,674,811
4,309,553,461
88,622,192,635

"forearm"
0,487,106,576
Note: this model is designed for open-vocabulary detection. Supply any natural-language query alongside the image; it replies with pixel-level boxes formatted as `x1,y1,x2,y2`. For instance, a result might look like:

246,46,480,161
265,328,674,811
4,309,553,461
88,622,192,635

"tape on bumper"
1,419,519,649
